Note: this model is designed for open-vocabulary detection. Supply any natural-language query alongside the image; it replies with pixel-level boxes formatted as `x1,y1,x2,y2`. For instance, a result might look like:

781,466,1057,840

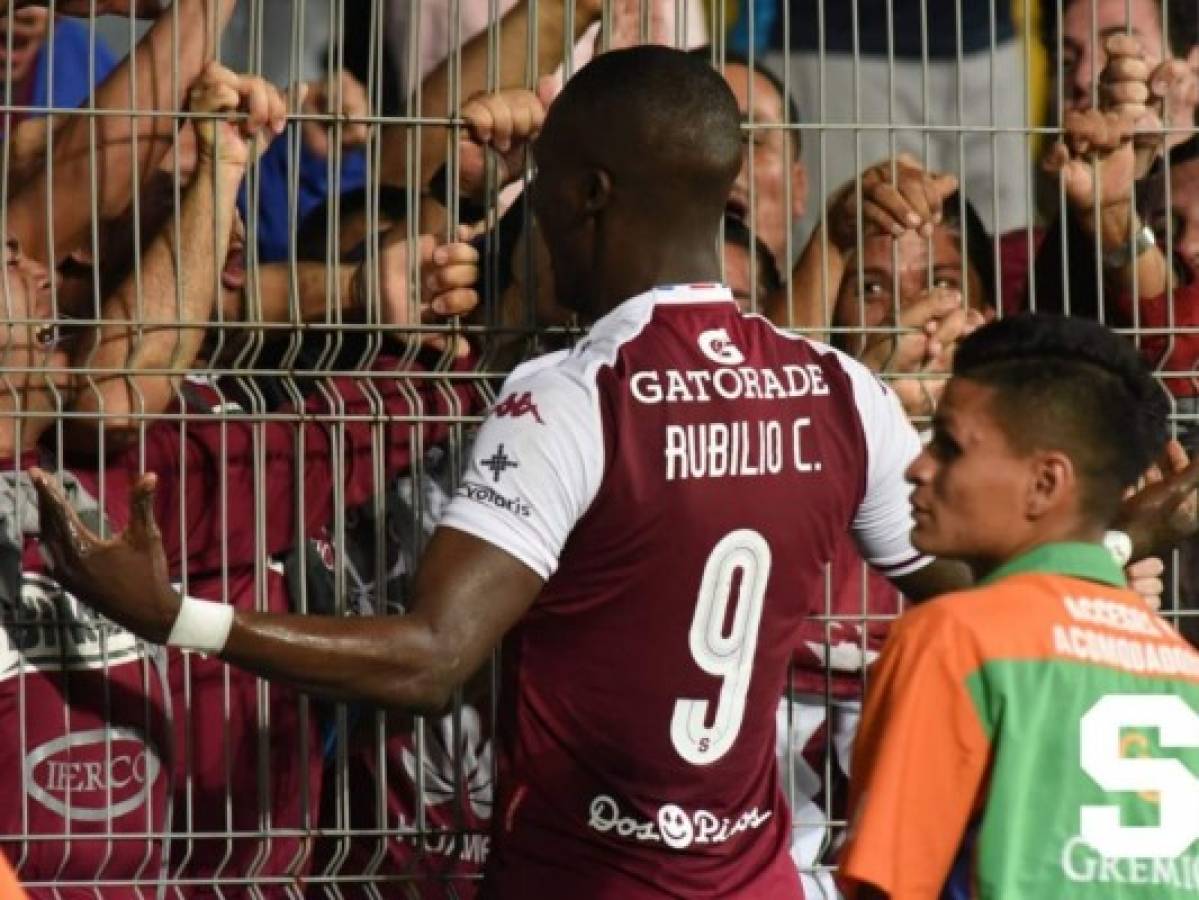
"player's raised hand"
355,226,480,357
191,62,288,170
457,86,550,202
300,70,371,158
1116,438,1199,560
828,155,958,252
29,468,181,644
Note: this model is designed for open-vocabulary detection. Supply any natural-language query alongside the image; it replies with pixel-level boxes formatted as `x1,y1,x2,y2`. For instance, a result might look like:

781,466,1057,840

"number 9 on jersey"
671,529,771,766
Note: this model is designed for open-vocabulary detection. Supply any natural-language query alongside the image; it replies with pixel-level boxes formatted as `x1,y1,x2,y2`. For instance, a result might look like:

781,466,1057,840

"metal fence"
0,0,1195,896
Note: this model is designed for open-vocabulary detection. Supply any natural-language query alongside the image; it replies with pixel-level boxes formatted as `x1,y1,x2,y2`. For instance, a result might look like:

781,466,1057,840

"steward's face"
904,378,1034,569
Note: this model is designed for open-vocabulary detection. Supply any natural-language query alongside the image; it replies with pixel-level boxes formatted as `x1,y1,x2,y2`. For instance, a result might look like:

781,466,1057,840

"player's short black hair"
547,45,743,202
1042,0,1199,61
688,46,802,153
953,314,1170,521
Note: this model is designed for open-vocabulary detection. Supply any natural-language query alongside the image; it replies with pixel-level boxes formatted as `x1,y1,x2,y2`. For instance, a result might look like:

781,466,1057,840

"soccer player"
838,314,1199,899
26,46,1197,898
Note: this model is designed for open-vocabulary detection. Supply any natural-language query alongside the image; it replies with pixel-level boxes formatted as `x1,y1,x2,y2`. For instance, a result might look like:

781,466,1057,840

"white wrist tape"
1104,530,1134,568
166,597,234,653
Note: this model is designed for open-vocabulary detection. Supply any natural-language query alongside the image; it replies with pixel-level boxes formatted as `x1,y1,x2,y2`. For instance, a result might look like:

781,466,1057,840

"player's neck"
589,237,723,320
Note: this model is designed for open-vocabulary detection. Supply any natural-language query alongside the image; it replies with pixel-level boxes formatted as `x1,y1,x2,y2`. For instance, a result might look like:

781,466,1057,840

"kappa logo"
494,391,545,424
697,328,745,366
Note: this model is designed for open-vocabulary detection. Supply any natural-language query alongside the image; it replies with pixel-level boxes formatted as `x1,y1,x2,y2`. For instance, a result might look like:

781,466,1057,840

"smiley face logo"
657,803,695,850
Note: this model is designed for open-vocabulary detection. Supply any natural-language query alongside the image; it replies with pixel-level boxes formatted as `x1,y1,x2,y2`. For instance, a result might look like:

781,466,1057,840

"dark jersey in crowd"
0,355,475,896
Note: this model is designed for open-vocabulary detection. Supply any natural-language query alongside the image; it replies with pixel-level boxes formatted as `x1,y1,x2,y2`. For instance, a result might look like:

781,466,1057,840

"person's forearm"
381,2,597,188
1078,202,1171,300
7,0,236,265
892,558,974,603
239,262,356,323
772,222,844,336
70,158,243,427
1109,246,1169,298
219,609,455,713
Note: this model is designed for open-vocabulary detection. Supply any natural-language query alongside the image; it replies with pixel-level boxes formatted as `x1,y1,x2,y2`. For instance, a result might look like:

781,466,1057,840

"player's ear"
1027,450,1075,519
584,167,612,215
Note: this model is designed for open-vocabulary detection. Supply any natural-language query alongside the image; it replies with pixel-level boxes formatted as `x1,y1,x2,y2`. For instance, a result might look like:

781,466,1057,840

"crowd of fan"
0,0,1194,897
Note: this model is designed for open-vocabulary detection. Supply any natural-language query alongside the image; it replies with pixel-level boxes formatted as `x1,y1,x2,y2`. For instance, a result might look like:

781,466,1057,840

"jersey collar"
649,283,736,305
978,542,1127,589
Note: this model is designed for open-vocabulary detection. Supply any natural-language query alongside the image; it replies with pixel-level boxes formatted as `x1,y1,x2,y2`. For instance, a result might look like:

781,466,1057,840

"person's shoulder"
888,584,1013,651
491,349,604,434
897,574,1076,655
503,348,573,388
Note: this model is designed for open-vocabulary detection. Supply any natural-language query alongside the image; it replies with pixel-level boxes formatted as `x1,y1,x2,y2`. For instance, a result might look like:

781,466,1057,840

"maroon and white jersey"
440,284,927,898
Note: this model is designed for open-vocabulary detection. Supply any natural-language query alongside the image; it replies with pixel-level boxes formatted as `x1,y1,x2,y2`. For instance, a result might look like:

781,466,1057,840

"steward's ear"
1027,450,1075,519
585,168,612,214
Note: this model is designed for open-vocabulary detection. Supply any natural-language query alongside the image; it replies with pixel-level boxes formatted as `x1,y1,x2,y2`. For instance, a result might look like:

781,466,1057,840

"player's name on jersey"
1061,836,1199,892
630,364,831,405
664,417,820,481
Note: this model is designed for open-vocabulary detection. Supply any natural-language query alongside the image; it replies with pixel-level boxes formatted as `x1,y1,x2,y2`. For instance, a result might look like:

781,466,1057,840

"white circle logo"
657,803,695,849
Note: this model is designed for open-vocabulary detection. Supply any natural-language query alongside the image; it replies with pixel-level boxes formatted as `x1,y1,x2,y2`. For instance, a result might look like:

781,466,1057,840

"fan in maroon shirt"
36,46,1197,900
0,354,469,896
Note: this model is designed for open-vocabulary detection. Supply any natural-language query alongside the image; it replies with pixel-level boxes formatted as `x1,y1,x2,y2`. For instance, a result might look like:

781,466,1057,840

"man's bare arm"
66,64,286,449
30,468,541,714
221,527,541,711
381,0,601,189
889,559,973,603
6,0,237,265
65,155,241,441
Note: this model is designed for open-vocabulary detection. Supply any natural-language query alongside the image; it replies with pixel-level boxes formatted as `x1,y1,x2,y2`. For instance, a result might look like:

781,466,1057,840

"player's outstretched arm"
29,469,542,714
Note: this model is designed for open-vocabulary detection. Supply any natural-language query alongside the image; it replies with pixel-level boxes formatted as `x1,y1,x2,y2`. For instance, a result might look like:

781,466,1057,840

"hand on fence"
458,84,553,202
191,62,288,170
858,288,983,420
1116,438,1199,561
1098,34,1161,178
30,468,180,645
355,227,480,357
1043,108,1138,254
827,155,958,253
1125,556,1165,610
301,70,371,158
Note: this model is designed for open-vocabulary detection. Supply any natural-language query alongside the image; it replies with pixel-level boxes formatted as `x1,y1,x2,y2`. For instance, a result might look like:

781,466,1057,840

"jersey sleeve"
837,602,991,899
439,364,604,580
839,356,932,578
